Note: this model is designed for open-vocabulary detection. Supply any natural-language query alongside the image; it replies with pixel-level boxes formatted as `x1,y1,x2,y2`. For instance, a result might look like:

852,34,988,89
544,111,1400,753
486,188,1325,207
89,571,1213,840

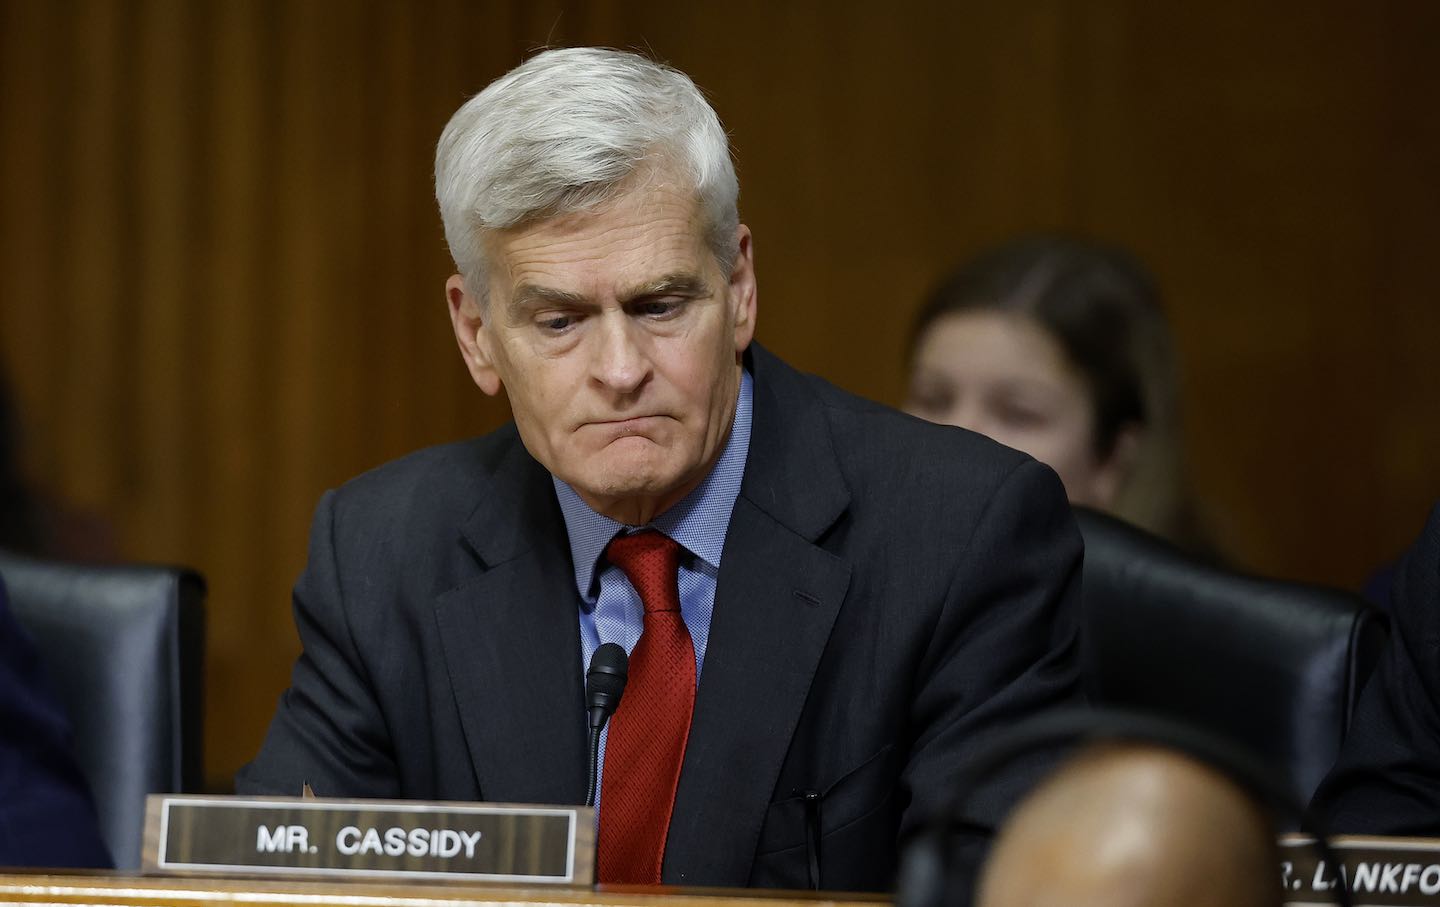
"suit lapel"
433,434,588,805
664,346,853,885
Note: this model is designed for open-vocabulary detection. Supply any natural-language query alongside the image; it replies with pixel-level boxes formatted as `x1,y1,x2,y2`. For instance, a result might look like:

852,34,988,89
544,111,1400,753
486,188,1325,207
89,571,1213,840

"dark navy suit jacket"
1312,502,1440,833
0,574,111,867
238,344,1083,890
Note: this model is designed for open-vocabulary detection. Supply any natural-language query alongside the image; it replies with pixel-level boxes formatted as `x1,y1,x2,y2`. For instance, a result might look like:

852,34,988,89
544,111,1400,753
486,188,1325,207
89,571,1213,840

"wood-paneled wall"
3,0,1437,787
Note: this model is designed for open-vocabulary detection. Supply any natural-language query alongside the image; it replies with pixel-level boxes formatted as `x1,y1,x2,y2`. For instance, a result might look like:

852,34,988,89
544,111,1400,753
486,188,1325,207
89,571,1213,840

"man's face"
447,172,757,524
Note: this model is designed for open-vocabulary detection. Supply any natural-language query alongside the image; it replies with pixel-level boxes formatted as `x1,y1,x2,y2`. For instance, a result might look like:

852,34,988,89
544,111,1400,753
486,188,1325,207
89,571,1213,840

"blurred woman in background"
904,235,1204,548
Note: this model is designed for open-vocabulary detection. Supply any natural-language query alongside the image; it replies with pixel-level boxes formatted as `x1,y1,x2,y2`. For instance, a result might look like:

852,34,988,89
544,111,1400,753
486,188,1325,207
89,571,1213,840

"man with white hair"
239,47,1082,891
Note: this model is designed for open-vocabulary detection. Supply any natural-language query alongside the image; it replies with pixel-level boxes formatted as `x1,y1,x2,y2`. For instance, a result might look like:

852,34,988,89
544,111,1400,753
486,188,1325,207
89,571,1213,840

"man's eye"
537,314,576,332
635,298,683,318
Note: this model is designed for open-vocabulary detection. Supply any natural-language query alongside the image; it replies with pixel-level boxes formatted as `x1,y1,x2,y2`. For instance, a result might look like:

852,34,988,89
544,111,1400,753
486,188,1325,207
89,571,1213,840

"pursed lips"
580,414,672,436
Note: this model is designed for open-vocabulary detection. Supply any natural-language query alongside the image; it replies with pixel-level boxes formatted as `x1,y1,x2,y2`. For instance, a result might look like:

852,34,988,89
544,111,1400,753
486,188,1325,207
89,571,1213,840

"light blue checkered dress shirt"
552,368,753,817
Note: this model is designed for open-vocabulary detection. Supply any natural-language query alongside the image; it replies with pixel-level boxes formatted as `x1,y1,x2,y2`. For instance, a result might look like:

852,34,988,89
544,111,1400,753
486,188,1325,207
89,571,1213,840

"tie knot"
604,530,683,614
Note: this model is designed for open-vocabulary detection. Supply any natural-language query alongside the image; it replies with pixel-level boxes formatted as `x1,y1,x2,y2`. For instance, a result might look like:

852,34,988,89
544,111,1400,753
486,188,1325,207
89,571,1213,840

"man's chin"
565,463,700,522
577,472,678,504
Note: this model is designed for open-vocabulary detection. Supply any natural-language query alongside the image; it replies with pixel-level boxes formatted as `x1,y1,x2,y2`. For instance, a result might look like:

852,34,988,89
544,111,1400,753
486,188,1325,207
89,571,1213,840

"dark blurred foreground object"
898,709,1345,907
1076,506,1387,804
0,573,111,868
978,742,1281,907
0,552,205,869
1311,501,1440,834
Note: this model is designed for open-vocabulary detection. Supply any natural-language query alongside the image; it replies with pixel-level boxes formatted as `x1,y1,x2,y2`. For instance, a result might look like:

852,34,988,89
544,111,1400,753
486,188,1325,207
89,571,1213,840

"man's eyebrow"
509,284,588,311
618,273,711,302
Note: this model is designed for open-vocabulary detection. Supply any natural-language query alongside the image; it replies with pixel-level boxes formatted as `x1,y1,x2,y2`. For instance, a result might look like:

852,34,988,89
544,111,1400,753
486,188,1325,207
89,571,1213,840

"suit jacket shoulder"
237,421,589,804
801,360,1034,492
324,427,518,562
1312,502,1440,834
745,344,1059,561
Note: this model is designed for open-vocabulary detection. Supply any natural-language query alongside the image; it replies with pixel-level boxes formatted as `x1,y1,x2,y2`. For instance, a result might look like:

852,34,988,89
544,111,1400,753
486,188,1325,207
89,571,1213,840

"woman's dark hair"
909,235,1198,544
908,235,1164,461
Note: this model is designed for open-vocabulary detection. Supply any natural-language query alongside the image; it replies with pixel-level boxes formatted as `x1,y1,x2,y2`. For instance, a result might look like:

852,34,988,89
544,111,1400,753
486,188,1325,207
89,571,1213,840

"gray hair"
435,47,740,298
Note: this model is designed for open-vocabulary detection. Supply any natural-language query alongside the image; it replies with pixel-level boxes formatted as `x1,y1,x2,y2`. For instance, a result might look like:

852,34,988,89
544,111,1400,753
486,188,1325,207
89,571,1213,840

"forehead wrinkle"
489,177,715,313
503,229,708,308
505,214,694,268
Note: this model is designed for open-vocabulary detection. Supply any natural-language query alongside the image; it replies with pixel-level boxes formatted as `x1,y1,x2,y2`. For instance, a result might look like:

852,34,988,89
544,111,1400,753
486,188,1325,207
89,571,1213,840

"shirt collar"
553,368,753,599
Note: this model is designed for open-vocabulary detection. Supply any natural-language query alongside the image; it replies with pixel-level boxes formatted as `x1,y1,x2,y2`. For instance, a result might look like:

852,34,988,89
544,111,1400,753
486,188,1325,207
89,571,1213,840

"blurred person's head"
905,235,1186,539
976,743,1281,907
434,48,756,526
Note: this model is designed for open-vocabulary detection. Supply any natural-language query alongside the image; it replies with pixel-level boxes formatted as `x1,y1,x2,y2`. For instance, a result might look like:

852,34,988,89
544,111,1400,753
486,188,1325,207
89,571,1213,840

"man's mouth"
585,415,668,435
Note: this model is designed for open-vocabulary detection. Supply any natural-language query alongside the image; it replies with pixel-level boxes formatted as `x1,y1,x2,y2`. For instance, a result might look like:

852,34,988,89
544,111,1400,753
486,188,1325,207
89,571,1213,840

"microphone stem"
585,724,603,808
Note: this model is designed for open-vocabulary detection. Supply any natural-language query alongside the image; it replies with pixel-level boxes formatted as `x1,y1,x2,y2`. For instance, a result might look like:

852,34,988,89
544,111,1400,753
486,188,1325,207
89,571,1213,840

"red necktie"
597,530,696,885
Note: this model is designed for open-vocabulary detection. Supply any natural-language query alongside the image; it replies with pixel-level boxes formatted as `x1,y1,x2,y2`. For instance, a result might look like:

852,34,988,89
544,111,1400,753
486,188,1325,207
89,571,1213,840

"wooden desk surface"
0,874,890,907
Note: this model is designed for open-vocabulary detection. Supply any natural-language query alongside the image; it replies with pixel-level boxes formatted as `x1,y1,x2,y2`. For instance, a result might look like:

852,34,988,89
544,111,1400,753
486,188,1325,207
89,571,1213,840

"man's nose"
590,311,651,394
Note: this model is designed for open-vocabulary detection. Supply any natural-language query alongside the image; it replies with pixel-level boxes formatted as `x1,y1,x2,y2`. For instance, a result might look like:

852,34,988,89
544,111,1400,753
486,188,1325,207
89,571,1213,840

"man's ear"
729,224,758,354
446,274,503,396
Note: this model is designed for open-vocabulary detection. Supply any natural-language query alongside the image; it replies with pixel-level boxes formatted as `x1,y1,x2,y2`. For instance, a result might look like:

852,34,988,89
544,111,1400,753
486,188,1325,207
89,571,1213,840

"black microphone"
584,642,628,807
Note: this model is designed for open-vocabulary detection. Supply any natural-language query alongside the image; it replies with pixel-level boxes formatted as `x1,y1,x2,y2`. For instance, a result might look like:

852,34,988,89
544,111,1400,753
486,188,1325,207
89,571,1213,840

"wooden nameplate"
142,794,593,886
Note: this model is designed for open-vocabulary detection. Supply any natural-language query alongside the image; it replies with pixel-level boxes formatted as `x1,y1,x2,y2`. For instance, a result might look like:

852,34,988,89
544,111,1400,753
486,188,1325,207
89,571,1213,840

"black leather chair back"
0,552,205,869
1075,508,1386,803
